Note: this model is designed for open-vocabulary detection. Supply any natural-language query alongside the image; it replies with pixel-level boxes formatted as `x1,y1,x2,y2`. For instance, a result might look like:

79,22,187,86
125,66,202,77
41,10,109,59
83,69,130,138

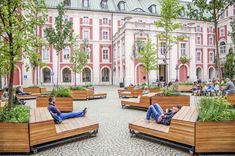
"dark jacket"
158,111,177,125
48,103,61,115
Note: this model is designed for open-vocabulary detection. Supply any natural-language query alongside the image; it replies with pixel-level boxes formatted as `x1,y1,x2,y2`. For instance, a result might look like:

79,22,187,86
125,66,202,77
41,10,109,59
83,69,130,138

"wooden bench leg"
129,129,136,137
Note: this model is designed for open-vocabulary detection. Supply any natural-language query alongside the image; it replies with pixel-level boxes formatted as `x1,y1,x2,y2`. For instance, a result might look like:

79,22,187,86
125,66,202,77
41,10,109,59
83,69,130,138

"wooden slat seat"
129,106,198,147
30,108,99,146
119,89,143,98
121,93,158,109
17,95,37,100
88,90,107,99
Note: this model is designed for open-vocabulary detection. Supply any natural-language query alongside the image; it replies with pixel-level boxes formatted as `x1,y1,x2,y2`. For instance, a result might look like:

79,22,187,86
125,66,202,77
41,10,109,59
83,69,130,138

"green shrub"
178,82,193,85
83,83,93,88
149,85,160,89
27,85,40,88
49,87,71,97
198,97,235,122
140,82,148,89
71,86,86,91
0,105,30,123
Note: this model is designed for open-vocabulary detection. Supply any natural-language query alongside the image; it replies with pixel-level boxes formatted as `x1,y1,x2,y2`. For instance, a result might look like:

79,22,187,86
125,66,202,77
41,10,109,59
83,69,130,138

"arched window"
62,68,71,82
42,68,51,83
148,5,157,14
209,68,214,80
118,1,125,11
100,0,108,9
220,42,226,54
102,67,110,82
82,68,91,82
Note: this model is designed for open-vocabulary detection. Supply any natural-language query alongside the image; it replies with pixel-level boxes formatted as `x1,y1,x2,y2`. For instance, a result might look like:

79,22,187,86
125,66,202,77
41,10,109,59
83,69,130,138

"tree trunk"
8,57,14,111
74,72,76,86
147,70,150,88
214,21,222,84
57,54,59,88
36,66,39,85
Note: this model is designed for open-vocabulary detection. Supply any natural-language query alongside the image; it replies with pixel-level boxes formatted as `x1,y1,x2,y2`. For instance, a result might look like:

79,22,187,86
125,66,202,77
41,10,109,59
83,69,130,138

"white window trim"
196,26,201,32
83,16,89,24
209,51,214,64
209,35,213,45
85,47,91,63
180,43,187,56
42,47,50,62
102,31,109,40
103,17,108,25
196,50,201,63
220,27,225,37
196,36,201,45
63,48,70,63
102,48,109,63
83,29,89,40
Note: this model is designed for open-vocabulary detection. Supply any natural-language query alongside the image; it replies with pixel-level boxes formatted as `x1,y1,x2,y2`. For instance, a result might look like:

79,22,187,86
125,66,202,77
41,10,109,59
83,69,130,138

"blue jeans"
146,104,163,120
59,112,84,120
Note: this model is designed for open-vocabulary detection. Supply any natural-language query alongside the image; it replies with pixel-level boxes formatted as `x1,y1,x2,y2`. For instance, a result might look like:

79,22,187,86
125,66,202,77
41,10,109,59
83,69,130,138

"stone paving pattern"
24,86,233,156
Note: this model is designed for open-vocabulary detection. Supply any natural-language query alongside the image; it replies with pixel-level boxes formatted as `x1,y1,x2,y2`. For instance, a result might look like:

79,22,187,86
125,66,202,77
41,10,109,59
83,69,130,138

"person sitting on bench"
48,96,87,122
16,86,31,95
223,78,235,96
146,104,181,125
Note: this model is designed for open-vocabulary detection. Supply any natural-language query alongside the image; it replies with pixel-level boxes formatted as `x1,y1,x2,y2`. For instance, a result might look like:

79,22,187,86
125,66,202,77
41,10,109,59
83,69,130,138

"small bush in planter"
157,88,180,96
83,83,93,88
0,105,30,123
49,87,71,97
198,97,235,122
149,84,160,89
178,82,193,85
141,82,148,89
27,85,40,88
71,86,86,91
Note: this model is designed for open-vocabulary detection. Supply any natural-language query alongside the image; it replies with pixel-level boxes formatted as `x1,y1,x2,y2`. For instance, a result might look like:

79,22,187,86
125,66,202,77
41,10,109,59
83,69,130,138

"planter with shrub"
151,88,190,110
195,97,235,153
0,105,30,153
37,87,73,112
23,85,47,96
149,85,161,93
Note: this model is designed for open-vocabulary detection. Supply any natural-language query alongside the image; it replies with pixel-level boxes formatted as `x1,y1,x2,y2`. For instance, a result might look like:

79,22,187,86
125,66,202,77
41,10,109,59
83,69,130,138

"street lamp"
175,64,179,82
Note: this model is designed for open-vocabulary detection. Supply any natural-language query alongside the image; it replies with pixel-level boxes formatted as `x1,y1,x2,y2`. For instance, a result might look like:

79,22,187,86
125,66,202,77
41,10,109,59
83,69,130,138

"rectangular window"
103,49,109,60
220,27,225,37
160,42,166,55
85,48,90,60
181,43,186,56
209,35,213,45
209,52,214,63
43,25,48,39
63,48,70,61
83,16,89,24
196,36,201,45
103,18,108,25
42,47,50,61
196,25,201,32
64,15,69,22
83,30,89,40
103,31,108,40
196,51,201,63
208,27,213,33
83,0,89,7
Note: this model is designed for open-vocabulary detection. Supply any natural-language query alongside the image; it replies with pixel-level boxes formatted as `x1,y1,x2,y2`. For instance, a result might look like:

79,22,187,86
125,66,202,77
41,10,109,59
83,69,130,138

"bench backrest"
30,107,53,124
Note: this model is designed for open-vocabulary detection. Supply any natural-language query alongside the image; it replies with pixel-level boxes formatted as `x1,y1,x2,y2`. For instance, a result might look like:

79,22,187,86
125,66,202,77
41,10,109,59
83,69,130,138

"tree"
187,0,235,83
0,0,47,110
71,43,88,86
224,48,235,79
44,3,75,87
138,40,158,88
155,0,184,83
230,18,235,49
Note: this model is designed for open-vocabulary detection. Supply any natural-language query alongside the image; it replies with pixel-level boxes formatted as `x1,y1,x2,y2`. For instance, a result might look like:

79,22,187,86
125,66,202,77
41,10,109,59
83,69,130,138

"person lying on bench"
146,104,181,125
48,96,87,123
16,86,31,95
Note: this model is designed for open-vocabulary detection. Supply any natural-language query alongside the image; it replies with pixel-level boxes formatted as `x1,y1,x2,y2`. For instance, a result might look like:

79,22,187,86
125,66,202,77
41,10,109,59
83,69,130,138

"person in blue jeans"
48,96,87,121
146,104,181,125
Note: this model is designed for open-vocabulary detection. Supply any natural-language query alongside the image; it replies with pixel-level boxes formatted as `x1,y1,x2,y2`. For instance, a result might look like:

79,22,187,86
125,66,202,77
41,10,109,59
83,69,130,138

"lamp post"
175,64,179,82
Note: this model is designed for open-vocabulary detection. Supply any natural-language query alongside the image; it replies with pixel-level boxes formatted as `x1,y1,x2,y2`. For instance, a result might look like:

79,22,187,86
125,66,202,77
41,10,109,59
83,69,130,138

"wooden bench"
151,95,190,110
129,106,198,153
121,93,158,109
87,90,107,99
30,108,99,151
16,94,37,100
119,89,143,98
227,94,235,106
177,85,192,92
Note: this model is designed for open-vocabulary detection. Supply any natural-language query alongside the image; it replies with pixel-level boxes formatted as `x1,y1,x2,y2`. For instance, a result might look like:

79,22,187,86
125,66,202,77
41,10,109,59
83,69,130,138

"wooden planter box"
0,123,30,153
227,94,235,106
37,96,73,112
149,88,160,93
195,121,235,153
71,90,88,100
177,85,192,92
23,88,47,96
151,95,190,110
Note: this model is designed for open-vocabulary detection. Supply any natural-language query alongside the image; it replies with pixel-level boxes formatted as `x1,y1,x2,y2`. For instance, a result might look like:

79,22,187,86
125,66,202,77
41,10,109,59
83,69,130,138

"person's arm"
50,105,61,115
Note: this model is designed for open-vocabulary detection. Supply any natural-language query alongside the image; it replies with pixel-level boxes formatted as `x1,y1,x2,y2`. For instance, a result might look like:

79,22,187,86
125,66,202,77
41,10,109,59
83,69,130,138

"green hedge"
49,87,71,97
0,105,30,123
198,97,235,122
71,86,86,91
27,85,40,88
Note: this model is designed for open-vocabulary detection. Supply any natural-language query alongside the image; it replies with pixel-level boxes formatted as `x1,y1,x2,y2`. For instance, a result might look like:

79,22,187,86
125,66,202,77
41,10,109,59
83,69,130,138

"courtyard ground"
24,86,233,156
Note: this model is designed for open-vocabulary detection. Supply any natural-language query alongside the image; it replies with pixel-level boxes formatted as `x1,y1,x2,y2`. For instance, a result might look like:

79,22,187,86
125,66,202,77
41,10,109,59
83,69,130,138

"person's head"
48,96,55,104
171,105,181,113
225,78,230,82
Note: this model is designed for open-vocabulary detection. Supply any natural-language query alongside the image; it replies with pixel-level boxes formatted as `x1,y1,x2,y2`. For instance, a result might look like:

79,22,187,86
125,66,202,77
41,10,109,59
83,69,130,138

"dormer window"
64,0,71,7
180,10,185,17
118,1,125,11
101,0,108,9
83,0,89,8
148,5,157,14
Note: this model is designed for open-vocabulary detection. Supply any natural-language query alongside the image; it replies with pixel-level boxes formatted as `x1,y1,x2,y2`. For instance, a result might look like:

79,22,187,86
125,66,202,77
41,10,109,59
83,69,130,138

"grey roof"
45,0,194,18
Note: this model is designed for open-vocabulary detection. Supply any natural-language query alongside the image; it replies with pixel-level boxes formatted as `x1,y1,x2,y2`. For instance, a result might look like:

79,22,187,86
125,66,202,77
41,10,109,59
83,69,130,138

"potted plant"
195,97,235,153
37,87,73,112
0,105,30,152
71,86,88,100
151,86,190,110
179,55,190,64
149,84,161,93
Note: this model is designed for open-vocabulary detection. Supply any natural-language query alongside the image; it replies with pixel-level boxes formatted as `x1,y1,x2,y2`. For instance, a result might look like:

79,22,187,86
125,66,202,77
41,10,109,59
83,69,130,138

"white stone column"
189,33,197,81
